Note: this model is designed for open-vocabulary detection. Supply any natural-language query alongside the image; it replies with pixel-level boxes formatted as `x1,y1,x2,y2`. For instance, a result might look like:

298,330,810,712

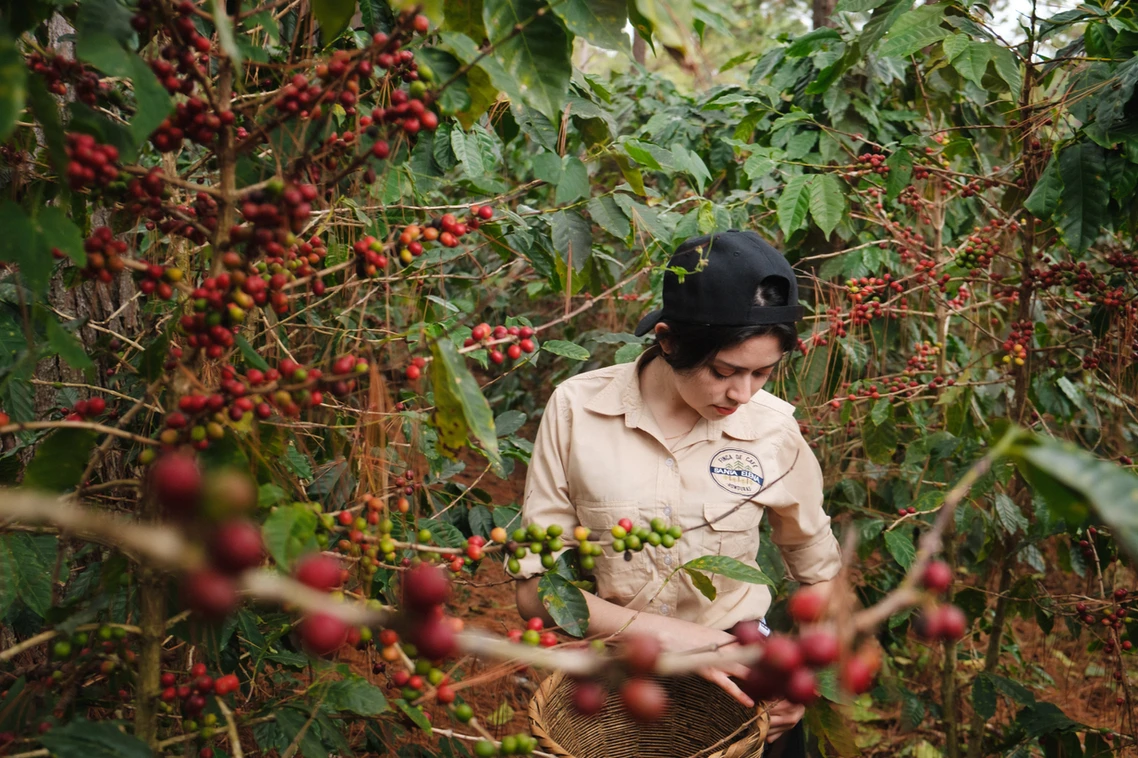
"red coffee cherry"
403,563,450,612
298,613,348,656
785,667,818,705
787,587,827,624
182,569,238,619
622,634,662,675
730,619,766,646
840,655,876,695
294,554,342,592
760,635,802,674
209,520,265,574
620,678,668,722
571,679,607,715
150,453,203,518
922,561,953,593
799,631,839,668
410,616,456,661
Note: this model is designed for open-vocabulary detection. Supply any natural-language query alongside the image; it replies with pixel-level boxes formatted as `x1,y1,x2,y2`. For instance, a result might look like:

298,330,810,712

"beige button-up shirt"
514,357,841,632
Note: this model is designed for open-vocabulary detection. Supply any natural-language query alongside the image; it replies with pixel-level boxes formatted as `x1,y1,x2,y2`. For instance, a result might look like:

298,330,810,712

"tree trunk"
812,0,837,29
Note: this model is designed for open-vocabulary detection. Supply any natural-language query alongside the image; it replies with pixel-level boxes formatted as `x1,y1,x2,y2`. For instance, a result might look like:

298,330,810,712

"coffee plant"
0,0,1136,756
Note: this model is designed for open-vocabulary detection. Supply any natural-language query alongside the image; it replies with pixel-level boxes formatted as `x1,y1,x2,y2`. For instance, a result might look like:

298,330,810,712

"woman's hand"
764,699,805,743
648,615,755,709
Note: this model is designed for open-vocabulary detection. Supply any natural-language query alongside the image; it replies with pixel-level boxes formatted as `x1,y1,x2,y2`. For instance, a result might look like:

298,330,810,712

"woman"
513,230,841,750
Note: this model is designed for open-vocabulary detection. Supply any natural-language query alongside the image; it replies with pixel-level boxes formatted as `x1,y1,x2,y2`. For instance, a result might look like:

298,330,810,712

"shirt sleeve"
509,389,576,579
762,422,841,584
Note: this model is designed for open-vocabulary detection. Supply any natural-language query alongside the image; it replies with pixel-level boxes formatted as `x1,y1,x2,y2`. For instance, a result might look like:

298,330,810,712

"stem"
965,556,1014,758
133,492,164,749
942,525,959,758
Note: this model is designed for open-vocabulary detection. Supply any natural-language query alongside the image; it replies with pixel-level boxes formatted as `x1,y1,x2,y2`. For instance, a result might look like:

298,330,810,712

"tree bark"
812,0,837,29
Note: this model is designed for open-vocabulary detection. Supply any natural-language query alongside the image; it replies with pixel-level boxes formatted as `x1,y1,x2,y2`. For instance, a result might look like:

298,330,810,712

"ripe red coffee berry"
182,569,238,619
787,587,827,624
760,635,803,674
934,604,968,641
922,561,953,593
840,654,876,695
294,554,342,592
785,667,818,705
799,631,840,668
571,679,607,715
208,520,264,574
623,634,662,674
411,616,456,660
620,678,668,722
298,612,349,656
730,619,766,646
404,563,450,612
150,453,203,517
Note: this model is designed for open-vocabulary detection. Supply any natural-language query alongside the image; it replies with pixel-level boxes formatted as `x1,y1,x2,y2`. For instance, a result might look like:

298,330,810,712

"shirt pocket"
575,499,653,608
702,502,762,562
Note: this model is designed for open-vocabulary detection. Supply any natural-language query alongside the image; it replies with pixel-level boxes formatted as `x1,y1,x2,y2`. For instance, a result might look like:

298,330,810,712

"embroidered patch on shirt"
709,448,765,496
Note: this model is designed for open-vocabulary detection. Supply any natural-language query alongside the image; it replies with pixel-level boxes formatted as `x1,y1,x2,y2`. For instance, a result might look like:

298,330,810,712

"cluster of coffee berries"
153,190,220,245
27,52,102,105
63,396,108,421
123,168,168,217
608,517,682,558
568,635,669,720
850,150,891,179
473,734,539,757
152,98,235,151
160,663,241,718
465,320,536,365
232,181,318,255
137,263,182,300
506,616,558,648
402,563,459,661
953,220,1006,271
353,235,390,276
288,553,357,655
503,523,571,574
135,0,210,95
66,133,120,191
1001,319,1033,367
389,657,457,704
404,355,428,381
81,226,129,283
911,561,967,642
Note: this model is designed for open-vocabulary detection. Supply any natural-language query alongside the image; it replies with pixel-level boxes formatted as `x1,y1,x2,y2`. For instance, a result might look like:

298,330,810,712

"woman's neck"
639,355,701,438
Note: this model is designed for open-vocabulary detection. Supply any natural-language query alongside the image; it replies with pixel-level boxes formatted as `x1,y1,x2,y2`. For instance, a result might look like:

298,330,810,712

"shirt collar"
583,356,762,441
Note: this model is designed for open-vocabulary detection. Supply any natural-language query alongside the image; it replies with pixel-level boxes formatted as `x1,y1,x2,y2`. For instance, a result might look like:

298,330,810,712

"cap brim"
633,309,664,337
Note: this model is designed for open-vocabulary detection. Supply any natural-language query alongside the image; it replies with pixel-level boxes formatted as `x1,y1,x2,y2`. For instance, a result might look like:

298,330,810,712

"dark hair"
644,278,799,373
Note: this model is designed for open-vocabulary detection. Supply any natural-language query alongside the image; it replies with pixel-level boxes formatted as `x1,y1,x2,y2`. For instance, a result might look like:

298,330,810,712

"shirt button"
660,604,669,615
665,458,674,468
663,506,672,516
664,555,672,566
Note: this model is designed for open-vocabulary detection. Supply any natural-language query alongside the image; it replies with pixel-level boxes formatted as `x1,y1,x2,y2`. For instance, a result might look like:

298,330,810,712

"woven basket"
529,671,768,758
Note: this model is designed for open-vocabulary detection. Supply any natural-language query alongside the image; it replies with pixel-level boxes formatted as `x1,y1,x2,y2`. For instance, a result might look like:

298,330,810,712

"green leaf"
127,53,174,145
634,0,693,53
47,318,94,372
588,196,631,240
682,555,774,586
37,207,85,266
451,127,486,176
418,518,466,548
623,139,665,170
312,0,357,42
555,156,589,205
284,444,314,479
486,701,516,726
671,143,711,194
209,0,243,64
76,0,134,43
777,175,812,237
139,331,171,382
494,410,527,437
483,0,572,120
1024,155,1062,218
1011,437,1138,562
994,493,1028,535
443,0,485,38
24,429,98,492
884,529,915,570
262,502,319,568
836,0,886,11
684,567,718,600
395,700,432,734
861,410,898,465
430,337,501,468
326,676,389,716
541,340,590,361
0,32,27,144
236,335,270,371
1056,142,1108,254
550,209,593,271
615,343,643,363
808,173,846,239
552,0,628,51
1,534,56,617
537,572,589,636
972,674,997,721
27,75,68,190
989,45,1022,101
946,38,995,88
877,5,947,58
39,719,151,758
0,201,51,296
0,538,16,617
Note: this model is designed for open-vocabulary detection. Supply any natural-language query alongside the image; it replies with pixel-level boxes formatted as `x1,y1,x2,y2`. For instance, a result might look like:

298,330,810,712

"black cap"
634,230,804,337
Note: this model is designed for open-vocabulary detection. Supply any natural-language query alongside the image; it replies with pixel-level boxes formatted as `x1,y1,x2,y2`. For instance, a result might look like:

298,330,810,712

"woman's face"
669,333,786,420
